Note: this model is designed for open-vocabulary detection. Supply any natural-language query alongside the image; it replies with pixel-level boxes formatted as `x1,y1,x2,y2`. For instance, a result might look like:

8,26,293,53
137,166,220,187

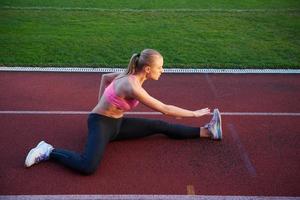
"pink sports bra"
103,75,139,111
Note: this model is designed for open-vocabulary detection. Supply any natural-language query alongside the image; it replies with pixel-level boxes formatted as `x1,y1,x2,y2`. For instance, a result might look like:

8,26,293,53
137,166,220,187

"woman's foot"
205,109,222,140
25,141,54,167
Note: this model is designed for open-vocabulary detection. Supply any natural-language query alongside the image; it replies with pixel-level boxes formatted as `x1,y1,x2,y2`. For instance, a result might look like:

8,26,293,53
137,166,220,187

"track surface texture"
0,71,299,196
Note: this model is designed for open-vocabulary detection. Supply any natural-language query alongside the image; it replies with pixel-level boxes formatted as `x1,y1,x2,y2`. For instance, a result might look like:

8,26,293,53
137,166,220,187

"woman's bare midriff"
91,98,125,119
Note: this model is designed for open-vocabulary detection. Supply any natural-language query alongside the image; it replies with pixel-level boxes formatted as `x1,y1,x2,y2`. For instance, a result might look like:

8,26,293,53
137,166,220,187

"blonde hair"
126,49,162,75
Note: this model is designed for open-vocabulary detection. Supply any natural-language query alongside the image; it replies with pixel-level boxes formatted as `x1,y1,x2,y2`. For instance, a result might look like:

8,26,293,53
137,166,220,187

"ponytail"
126,49,162,75
126,53,140,75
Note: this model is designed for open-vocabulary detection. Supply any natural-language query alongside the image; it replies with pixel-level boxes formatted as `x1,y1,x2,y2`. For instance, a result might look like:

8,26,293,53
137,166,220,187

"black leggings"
50,113,200,175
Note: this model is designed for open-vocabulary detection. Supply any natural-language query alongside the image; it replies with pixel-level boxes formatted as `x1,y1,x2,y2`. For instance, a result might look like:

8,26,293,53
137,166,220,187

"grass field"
1,0,300,68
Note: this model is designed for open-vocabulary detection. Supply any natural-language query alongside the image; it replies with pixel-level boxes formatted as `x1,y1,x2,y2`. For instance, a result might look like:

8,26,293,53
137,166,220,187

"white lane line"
1,67,300,74
222,112,300,116
2,6,300,13
228,123,257,177
0,111,90,115
0,111,300,116
0,195,298,200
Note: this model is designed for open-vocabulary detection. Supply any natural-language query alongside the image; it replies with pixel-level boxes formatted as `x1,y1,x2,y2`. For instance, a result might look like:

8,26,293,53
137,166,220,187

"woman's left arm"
98,72,122,102
131,84,210,118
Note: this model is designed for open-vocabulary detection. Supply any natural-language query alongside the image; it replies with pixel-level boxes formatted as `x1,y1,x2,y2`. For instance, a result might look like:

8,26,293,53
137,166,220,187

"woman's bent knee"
78,158,100,175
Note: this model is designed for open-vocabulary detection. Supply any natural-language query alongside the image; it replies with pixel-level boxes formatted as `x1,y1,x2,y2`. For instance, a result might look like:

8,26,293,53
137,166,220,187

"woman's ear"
145,65,151,73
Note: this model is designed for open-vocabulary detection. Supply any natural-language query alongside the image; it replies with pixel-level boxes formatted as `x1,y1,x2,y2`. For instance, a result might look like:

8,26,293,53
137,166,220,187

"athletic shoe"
205,109,222,140
25,141,54,168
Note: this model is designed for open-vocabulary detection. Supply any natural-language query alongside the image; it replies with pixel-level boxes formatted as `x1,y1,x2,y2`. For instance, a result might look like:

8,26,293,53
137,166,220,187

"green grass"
2,0,300,10
1,0,300,68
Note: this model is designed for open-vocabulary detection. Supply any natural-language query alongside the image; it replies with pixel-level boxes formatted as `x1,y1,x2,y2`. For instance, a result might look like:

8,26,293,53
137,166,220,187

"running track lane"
0,71,299,196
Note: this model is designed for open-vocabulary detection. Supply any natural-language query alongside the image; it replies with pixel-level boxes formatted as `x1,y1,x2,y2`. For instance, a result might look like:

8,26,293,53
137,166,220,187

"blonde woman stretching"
25,49,222,175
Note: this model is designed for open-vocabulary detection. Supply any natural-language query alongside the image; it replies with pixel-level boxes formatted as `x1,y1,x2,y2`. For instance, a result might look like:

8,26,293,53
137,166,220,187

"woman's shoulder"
113,74,137,94
127,75,141,89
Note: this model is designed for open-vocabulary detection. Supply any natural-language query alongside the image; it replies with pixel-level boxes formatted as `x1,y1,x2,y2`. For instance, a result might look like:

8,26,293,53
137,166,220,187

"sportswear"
103,75,139,111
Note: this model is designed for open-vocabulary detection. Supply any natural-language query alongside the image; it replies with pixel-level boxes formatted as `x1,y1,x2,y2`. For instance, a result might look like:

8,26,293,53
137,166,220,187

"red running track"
0,71,299,196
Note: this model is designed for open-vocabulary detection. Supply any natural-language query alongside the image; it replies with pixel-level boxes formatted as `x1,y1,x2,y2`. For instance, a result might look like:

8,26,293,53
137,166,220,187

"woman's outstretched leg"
114,109,222,141
114,117,204,141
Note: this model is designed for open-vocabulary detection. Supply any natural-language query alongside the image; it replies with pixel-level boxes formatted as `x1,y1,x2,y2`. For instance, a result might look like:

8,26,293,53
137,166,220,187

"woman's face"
148,56,164,80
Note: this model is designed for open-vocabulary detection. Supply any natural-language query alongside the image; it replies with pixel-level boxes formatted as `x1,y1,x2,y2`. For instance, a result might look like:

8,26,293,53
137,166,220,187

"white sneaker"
205,109,222,140
25,141,54,168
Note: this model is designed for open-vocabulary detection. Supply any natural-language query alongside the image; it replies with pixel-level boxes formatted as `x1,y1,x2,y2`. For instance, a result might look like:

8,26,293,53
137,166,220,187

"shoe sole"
25,141,45,167
214,109,222,140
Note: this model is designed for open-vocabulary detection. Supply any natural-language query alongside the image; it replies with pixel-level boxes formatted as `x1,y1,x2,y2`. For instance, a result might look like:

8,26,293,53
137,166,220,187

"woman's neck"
133,72,147,86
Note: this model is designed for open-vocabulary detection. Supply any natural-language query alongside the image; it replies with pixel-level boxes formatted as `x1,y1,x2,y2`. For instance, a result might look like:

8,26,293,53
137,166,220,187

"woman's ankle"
200,127,210,138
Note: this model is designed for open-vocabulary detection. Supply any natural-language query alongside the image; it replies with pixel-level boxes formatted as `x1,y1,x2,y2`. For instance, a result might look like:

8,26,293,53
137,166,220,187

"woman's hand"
193,108,211,117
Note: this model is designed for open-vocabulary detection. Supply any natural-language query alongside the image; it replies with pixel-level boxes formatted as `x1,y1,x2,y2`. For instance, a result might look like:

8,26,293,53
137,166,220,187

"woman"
25,49,222,175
